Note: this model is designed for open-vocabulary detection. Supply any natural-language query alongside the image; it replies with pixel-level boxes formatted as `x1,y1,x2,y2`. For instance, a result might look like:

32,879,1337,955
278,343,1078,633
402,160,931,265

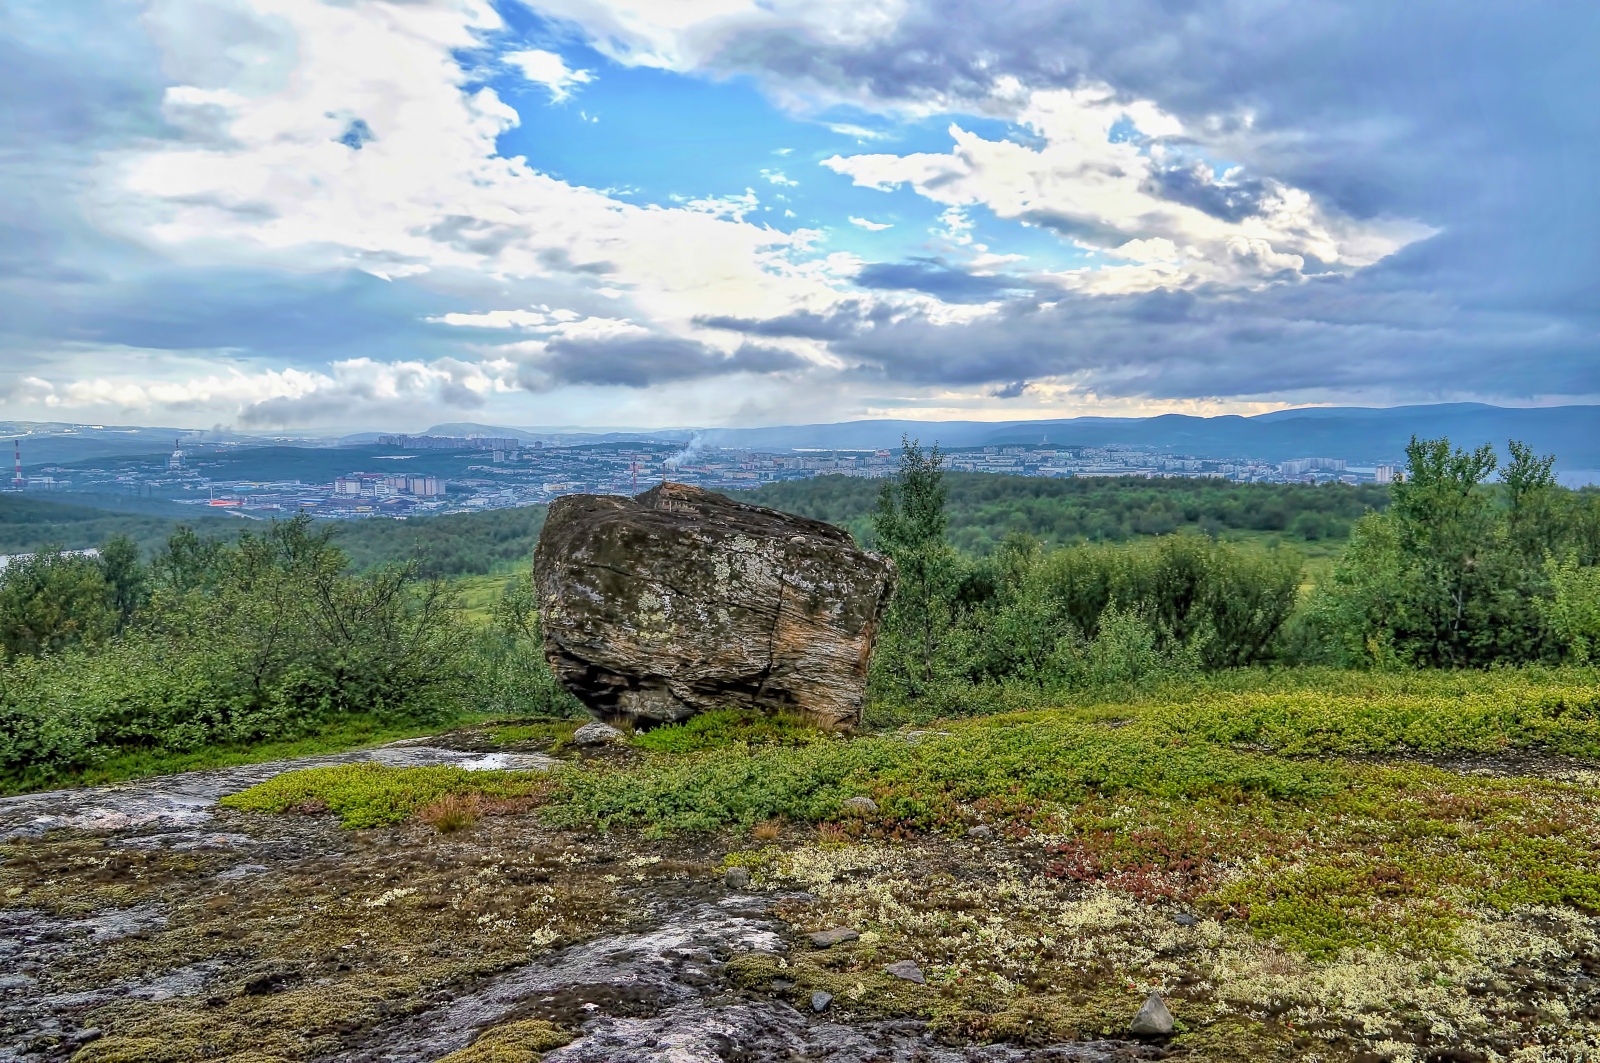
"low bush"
465,572,584,720
629,708,826,754
227,666,1600,964
865,440,1306,711
0,517,529,789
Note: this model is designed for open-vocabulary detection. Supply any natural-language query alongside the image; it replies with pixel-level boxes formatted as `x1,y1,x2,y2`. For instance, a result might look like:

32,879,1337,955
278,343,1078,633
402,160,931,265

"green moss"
436,1019,574,1063
23,815,633,1063
220,763,546,828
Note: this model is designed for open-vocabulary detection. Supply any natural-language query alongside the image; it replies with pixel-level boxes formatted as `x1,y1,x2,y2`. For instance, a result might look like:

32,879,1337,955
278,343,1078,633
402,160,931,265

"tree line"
742,471,1390,553
2,433,1595,784
865,436,1600,712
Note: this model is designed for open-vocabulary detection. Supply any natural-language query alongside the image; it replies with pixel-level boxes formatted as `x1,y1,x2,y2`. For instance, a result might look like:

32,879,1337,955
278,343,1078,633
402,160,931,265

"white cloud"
105,0,857,348
823,85,1434,290
7,347,510,427
827,123,891,140
848,216,892,231
931,205,974,246
504,48,594,101
429,307,650,343
517,1,909,73
760,168,798,186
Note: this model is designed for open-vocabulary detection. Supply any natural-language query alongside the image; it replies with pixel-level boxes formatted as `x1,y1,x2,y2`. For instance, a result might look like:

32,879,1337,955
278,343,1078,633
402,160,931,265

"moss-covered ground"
10,667,1600,1061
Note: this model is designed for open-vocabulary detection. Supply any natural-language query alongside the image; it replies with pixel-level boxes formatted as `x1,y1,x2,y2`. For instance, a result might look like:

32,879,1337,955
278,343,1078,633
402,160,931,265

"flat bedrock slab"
0,744,556,841
808,928,860,948
534,482,896,731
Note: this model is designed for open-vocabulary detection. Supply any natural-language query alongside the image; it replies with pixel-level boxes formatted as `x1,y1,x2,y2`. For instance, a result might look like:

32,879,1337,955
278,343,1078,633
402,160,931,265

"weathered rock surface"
0,763,1152,1063
807,928,860,948
534,482,896,730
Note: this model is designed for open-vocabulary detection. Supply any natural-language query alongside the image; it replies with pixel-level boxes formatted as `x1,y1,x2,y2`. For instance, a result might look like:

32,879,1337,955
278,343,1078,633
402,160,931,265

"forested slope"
331,506,547,575
0,496,235,557
738,473,1390,552
4,474,1384,573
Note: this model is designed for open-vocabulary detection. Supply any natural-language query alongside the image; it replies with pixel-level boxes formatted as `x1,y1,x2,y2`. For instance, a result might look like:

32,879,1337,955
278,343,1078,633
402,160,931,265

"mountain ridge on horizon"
422,404,1599,474
6,404,1595,483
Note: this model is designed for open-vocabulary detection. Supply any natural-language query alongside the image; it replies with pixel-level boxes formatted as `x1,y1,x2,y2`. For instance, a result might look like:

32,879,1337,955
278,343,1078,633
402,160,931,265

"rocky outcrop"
533,482,896,731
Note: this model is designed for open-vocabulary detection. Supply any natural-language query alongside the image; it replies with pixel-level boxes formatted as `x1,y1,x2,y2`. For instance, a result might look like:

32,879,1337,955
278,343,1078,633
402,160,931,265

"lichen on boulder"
533,482,896,731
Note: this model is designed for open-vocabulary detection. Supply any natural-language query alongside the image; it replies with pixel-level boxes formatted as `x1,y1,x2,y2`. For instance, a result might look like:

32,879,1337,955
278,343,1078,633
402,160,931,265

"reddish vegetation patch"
1046,805,1290,904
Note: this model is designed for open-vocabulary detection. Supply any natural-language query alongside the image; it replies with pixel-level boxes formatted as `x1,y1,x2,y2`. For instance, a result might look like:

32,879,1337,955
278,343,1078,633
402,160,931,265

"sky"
0,0,1596,433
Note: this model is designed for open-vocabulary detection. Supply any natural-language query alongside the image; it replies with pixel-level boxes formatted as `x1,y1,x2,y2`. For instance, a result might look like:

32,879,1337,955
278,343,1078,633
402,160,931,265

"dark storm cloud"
1145,163,1270,223
698,0,1599,401
854,260,1033,302
1015,210,1135,247
695,303,884,340
520,336,806,390
822,271,1600,402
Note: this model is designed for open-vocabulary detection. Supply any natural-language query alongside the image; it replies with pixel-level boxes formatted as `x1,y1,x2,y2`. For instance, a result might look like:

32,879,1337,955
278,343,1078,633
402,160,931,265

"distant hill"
427,404,1598,483
426,423,697,445
0,422,262,467
0,492,549,578
700,404,1599,472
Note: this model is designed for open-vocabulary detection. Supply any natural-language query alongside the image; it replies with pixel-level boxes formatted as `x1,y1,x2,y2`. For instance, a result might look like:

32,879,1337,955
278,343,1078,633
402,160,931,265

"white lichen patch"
765,841,1600,1060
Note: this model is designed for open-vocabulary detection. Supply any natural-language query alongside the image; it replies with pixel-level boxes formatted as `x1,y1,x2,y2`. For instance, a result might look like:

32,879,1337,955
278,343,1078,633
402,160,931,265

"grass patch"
219,763,546,829
1163,668,1600,757
546,712,1345,836
451,566,529,626
486,718,582,751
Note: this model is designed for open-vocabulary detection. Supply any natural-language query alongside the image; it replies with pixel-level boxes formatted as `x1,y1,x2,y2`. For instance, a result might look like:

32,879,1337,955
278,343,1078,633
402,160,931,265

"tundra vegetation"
5,436,1600,1061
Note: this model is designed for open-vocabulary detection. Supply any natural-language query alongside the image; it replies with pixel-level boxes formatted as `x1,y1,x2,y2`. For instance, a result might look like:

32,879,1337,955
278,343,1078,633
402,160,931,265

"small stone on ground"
841,796,878,815
724,866,751,890
966,824,993,839
811,990,833,1013
572,721,625,746
807,927,859,948
885,960,926,984
1129,992,1174,1036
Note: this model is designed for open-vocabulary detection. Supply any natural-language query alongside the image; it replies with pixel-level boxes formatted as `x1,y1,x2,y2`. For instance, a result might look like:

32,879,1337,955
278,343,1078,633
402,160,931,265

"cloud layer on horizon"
0,0,1594,431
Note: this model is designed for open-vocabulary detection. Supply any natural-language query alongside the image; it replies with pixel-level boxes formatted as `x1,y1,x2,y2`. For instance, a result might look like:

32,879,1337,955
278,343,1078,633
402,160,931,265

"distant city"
5,431,1401,522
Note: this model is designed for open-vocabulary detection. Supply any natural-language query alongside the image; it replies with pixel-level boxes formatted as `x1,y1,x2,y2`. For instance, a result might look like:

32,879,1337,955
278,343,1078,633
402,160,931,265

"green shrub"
629,708,826,753
464,571,584,719
1541,555,1600,663
0,517,470,786
0,546,119,657
1309,437,1600,667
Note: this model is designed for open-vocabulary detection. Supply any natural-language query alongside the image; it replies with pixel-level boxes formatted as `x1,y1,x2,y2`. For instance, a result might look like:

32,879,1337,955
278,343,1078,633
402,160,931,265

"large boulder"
533,482,896,731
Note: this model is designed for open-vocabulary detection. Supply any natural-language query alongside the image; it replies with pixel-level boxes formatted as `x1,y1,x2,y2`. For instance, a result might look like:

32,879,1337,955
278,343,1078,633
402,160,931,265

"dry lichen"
0,814,638,1063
